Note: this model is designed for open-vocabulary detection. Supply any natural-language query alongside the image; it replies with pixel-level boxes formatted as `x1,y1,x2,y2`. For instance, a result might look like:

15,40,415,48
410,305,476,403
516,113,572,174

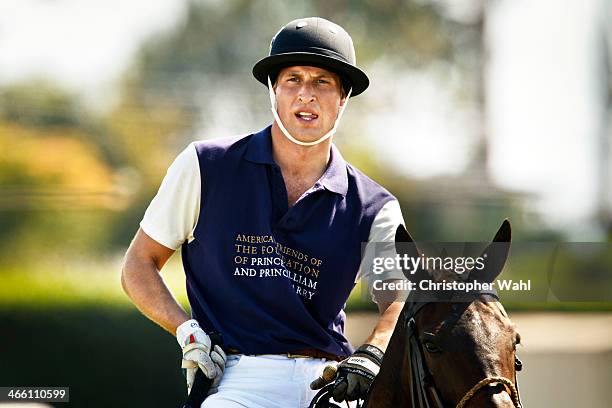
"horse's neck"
364,316,413,408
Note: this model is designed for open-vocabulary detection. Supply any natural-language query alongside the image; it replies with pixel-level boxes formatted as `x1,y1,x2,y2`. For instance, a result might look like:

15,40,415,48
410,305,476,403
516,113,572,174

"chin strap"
267,76,351,146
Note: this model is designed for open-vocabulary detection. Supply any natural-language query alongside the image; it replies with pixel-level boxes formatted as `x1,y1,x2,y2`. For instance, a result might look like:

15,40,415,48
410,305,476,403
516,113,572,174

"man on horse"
121,16,406,407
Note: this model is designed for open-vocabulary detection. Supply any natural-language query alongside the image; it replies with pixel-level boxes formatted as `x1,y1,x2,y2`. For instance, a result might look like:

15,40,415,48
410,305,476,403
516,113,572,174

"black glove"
310,344,384,402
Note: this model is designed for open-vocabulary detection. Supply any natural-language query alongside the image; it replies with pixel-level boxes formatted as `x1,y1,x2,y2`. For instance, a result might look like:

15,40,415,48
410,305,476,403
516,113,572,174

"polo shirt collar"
319,144,348,196
244,125,276,165
244,125,348,196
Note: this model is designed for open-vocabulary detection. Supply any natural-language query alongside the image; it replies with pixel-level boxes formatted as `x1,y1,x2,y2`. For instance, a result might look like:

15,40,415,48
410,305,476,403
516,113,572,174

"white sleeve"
357,199,407,303
140,143,201,250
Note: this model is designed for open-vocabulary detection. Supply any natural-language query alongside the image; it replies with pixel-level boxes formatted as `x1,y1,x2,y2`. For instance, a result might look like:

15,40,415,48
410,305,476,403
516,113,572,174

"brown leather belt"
226,347,344,362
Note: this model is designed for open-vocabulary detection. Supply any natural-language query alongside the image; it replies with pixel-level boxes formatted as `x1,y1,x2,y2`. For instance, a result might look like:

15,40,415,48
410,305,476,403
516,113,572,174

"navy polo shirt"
181,125,395,357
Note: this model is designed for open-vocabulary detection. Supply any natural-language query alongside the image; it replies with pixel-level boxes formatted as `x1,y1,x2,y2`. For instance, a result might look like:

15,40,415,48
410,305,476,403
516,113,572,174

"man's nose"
298,82,316,102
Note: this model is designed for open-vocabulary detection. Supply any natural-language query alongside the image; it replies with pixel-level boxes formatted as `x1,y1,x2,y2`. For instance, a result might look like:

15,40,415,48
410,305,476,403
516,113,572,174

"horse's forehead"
418,299,513,336
431,269,458,282
461,300,515,336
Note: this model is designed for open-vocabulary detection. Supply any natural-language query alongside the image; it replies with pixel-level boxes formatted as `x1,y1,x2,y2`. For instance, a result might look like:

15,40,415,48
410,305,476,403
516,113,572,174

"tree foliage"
0,0,543,263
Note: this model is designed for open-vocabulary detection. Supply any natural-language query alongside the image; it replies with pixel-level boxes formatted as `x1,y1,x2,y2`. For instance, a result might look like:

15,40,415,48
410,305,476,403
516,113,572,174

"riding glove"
311,344,384,402
176,319,227,394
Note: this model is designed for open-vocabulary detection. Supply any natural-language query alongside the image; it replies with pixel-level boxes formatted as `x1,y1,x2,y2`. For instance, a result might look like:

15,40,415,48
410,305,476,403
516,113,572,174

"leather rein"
309,384,353,408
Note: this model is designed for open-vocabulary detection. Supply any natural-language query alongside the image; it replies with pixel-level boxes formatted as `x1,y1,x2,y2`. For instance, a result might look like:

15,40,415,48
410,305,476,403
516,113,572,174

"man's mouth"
295,111,319,122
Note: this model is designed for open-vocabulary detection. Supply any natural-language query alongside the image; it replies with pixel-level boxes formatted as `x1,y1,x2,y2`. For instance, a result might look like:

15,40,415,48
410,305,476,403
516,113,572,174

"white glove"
176,319,226,393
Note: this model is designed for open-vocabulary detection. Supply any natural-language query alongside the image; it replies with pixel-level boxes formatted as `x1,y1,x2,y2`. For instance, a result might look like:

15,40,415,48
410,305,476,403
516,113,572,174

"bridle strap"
408,318,444,408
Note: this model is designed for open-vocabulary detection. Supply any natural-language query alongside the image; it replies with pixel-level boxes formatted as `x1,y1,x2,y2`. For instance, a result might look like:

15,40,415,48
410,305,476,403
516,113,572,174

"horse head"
366,220,523,408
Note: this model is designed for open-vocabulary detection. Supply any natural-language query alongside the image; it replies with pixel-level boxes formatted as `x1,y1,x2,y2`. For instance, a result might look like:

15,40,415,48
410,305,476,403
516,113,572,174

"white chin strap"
268,76,351,146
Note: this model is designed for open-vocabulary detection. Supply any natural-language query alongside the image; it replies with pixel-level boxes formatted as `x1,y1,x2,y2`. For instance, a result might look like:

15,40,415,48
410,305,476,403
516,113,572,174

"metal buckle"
287,353,312,359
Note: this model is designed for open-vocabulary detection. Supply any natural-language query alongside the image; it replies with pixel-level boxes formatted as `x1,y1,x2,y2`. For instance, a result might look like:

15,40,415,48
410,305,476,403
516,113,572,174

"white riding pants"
201,354,347,408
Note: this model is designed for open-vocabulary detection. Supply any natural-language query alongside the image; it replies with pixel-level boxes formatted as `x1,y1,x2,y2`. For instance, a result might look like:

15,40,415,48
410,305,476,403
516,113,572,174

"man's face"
273,65,346,143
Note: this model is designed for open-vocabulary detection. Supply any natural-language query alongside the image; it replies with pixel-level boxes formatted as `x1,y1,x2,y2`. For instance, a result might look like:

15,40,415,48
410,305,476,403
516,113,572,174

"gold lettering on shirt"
232,233,325,301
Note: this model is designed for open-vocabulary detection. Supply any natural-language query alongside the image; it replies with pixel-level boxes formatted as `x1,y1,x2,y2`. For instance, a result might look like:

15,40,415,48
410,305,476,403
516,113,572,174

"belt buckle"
287,353,311,359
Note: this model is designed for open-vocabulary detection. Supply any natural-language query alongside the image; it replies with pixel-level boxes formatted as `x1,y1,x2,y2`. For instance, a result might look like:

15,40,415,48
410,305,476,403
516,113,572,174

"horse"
310,220,524,408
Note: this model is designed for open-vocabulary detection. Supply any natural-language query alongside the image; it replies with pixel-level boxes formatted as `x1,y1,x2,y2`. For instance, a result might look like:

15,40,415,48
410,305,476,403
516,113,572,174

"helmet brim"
252,52,369,97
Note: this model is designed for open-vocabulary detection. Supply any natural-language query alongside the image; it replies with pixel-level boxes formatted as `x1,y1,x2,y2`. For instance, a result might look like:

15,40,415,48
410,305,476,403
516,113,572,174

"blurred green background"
1,0,611,407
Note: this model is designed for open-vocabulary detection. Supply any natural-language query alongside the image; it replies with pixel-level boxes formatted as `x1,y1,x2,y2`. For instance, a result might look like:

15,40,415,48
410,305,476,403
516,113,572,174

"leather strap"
226,347,344,362
289,348,344,361
408,318,444,408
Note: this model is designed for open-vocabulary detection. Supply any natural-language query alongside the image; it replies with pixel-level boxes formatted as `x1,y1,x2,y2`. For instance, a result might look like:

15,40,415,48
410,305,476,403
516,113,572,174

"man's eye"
317,79,329,84
287,77,299,82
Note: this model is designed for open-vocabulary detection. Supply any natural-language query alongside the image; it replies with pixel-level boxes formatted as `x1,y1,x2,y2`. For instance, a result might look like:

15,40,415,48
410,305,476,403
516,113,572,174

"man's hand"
310,344,384,402
176,319,226,393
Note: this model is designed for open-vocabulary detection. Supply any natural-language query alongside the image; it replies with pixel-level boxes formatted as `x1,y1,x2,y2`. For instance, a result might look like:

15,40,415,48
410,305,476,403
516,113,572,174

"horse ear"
492,218,512,243
395,224,429,283
469,219,512,283
395,223,414,244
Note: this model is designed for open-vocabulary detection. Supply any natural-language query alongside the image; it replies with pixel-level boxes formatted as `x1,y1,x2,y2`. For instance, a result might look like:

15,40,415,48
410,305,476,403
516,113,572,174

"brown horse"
366,220,523,407
310,220,524,408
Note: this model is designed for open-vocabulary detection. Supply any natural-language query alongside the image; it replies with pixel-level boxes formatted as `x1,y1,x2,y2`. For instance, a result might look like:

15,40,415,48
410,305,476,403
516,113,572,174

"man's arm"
121,228,189,335
363,299,404,352
358,200,406,351
310,297,404,401
311,281,405,401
